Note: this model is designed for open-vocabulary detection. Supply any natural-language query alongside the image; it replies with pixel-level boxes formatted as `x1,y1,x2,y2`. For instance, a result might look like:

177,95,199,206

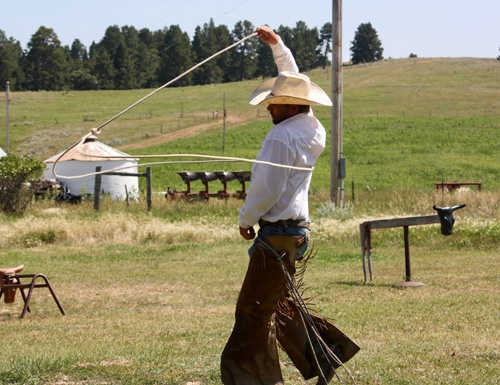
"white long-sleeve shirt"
239,38,327,229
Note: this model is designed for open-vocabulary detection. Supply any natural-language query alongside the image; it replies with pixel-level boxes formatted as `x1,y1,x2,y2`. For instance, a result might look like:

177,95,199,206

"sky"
1,0,499,60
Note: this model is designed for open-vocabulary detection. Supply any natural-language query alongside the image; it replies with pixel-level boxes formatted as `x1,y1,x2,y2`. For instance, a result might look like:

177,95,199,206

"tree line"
0,19,335,92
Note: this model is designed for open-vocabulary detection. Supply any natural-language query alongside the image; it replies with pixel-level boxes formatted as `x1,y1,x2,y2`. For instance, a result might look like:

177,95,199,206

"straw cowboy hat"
248,71,332,106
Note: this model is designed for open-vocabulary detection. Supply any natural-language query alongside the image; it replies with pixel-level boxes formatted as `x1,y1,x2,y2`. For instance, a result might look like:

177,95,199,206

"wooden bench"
435,181,482,192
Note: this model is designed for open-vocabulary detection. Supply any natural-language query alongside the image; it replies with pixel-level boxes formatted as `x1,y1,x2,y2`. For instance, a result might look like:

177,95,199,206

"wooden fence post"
94,166,102,211
146,167,152,213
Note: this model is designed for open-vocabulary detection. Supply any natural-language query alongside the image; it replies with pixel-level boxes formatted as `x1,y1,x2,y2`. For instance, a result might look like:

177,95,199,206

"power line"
214,0,251,22
147,0,194,29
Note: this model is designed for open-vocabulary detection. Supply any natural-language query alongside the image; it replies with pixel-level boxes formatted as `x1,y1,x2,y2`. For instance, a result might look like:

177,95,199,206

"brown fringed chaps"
221,236,359,385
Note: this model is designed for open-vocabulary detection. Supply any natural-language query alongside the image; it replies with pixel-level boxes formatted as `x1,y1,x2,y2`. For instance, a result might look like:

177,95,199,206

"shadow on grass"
332,280,396,288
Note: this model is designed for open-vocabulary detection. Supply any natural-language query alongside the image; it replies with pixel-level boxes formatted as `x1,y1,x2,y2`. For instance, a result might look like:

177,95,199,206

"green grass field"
0,57,500,384
2,57,499,193
0,193,499,385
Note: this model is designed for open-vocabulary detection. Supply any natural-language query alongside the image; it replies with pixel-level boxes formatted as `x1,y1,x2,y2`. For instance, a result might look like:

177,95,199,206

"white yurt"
0,147,6,158
44,135,139,200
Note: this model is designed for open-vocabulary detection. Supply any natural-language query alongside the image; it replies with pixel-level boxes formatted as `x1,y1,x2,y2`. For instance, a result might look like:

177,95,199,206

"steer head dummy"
433,204,466,236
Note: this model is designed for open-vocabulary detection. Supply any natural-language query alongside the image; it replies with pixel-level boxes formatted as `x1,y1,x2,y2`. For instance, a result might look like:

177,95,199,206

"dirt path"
118,114,251,151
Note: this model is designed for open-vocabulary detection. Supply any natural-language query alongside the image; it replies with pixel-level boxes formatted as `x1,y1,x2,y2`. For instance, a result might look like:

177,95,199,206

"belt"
258,218,310,229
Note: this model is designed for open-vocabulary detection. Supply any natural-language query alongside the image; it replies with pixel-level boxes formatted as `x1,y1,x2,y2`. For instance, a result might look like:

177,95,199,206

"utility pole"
222,92,226,152
330,0,344,205
5,81,9,153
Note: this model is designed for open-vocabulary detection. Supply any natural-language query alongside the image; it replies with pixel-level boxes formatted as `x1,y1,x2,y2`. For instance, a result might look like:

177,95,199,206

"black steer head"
433,204,466,236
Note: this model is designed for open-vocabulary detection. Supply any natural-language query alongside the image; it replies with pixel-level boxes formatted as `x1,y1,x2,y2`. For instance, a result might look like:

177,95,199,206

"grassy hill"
1,57,499,192
1,58,500,385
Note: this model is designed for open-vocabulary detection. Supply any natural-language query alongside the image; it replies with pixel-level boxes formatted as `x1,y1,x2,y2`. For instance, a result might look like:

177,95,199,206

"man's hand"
239,226,256,240
256,26,279,45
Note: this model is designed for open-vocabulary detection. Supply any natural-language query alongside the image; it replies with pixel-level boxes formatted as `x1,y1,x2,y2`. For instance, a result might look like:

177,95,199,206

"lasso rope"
55,152,313,180
94,32,257,134
51,31,314,180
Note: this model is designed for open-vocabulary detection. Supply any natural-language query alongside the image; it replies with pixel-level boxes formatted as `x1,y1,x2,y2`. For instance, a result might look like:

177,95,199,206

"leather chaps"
220,236,359,385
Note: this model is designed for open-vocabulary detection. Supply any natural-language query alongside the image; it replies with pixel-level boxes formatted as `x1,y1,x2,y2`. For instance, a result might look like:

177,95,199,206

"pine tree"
24,26,68,90
319,23,332,69
0,30,24,89
296,21,320,72
88,44,116,90
192,19,225,85
227,20,257,82
350,22,384,65
158,25,193,87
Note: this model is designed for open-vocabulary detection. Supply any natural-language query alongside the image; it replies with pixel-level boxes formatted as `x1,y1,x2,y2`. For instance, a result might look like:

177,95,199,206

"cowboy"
220,26,359,385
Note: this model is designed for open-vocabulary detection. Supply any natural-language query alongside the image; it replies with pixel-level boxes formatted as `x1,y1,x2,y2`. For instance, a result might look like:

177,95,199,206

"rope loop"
49,32,313,181
51,32,260,179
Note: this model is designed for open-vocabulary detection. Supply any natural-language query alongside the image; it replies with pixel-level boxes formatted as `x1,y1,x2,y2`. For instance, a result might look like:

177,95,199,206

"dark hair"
297,105,311,114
